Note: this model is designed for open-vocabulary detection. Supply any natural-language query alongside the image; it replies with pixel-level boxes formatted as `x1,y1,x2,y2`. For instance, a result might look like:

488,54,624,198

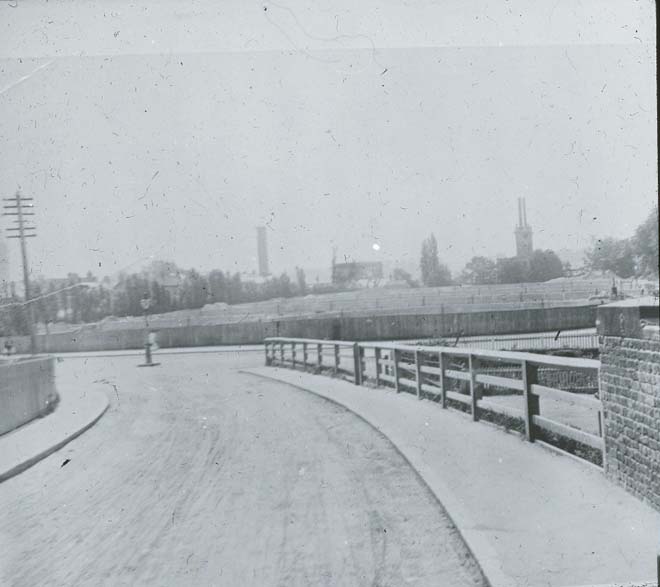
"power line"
0,282,99,311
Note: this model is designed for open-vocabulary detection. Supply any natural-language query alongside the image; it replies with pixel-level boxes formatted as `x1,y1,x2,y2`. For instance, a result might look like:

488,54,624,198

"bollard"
138,342,160,368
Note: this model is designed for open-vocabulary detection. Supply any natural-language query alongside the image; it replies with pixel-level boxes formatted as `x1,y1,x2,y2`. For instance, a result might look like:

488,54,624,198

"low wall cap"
599,296,659,309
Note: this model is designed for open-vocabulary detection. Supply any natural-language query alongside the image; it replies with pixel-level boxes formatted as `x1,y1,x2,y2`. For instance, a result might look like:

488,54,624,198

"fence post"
374,347,381,386
291,342,296,368
393,348,401,393
415,349,422,400
359,346,366,381
334,344,340,374
302,342,308,369
468,354,479,421
353,343,362,385
317,343,323,373
522,360,540,442
439,351,447,408
280,341,284,364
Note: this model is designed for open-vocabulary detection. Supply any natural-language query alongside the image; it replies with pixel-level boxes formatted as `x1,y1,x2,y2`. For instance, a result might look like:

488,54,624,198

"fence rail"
415,331,599,352
264,337,603,465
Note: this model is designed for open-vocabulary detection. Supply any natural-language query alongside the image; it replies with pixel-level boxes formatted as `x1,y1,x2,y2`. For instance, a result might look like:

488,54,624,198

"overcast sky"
0,0,656,282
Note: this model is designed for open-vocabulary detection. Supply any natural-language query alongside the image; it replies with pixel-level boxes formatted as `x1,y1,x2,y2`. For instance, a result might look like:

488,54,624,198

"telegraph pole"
3,191,37,355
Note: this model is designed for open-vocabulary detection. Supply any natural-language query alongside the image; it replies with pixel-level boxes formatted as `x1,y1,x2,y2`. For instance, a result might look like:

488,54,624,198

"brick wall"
598,299,660,511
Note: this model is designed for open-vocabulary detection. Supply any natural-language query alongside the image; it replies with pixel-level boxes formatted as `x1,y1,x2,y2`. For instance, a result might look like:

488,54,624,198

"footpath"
0,375,108,483
244,366,659,587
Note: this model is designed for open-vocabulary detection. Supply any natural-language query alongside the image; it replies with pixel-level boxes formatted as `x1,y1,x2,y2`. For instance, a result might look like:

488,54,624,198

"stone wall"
0,357,58,435
1,303,597,353
598,299,660,511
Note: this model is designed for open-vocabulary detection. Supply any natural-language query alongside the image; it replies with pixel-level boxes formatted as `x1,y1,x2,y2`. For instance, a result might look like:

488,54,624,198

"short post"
352,343,362,385
334,344,340,374
374,347,381,386
393,348,401,393
144,341,153,365
415,349,422,400
439,352,447,408
317,343,323,372
291,342,296,368
302,342,308,369
468,354,479,421
522,360,540,442
264,341,270,366
280,341,284,364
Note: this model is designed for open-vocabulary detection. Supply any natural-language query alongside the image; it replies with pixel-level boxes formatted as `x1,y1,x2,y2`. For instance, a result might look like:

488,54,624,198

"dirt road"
0,352,485,586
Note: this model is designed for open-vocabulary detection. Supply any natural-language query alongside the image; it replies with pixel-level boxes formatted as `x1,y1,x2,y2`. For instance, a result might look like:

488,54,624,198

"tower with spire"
514,198,533,259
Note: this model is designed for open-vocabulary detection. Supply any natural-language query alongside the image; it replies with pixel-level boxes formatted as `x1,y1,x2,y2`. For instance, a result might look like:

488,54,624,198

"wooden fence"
264,337,603,465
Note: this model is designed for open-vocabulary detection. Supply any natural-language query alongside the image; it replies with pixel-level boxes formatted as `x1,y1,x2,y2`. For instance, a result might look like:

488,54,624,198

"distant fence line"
264,337,604,466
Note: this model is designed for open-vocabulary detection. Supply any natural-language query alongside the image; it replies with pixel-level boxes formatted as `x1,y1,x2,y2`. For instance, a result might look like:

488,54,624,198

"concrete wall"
0,303,597,353
598,299,660,511
0,357,58,436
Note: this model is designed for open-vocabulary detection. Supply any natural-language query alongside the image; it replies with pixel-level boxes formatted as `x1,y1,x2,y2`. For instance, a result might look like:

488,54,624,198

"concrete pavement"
0,354,487,586
244,366,660,587
0,371,108,483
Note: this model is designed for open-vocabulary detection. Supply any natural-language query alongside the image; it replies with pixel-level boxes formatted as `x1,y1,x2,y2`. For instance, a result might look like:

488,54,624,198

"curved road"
0,352,485,586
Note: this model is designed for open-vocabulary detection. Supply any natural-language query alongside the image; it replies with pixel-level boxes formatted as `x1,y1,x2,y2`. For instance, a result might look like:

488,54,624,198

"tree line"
413,205,658,287
411,234,565,287
583,206,658,279
0,266,316,336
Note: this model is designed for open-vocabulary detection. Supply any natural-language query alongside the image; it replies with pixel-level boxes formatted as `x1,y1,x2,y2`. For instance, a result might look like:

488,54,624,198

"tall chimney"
256,226,269,277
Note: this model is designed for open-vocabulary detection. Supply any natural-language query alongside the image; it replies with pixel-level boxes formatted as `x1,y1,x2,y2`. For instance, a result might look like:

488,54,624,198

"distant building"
256,226,269,277
332,261,383,285
514,197,533,259
239,271,270,285
146,260,184,301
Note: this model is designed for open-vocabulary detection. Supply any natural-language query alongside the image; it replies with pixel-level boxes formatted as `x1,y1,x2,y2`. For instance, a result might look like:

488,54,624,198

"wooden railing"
264,337,603,464
414,331,599,352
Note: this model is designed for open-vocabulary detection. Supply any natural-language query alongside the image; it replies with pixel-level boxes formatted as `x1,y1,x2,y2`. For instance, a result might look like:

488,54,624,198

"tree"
460,256,497,285
527,250,564,282
295,267,307,295
585,237,636,278
633,206,659,276
392,268,419,288
208,270,228,303
496,257,528,284
420,235,452,286
181,269,208,309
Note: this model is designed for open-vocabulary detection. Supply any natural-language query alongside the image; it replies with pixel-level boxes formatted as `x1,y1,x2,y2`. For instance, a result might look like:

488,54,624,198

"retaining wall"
0,357,58,436
597,299,660,511
0,304,597,353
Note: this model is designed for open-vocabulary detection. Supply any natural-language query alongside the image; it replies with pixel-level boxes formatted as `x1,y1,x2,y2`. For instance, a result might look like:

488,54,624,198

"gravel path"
0,353,485,586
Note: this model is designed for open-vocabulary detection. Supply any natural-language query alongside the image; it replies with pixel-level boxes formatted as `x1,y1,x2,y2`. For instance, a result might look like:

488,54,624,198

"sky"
0,0,656,282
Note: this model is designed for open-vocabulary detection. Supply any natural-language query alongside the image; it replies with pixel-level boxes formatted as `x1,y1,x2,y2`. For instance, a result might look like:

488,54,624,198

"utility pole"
3,191,37,354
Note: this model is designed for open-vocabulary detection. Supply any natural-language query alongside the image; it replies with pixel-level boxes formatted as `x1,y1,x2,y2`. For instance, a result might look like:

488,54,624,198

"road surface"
0,351,485,586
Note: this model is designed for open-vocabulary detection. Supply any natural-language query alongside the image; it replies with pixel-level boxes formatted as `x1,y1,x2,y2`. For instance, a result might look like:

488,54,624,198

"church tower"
514,198,533,259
